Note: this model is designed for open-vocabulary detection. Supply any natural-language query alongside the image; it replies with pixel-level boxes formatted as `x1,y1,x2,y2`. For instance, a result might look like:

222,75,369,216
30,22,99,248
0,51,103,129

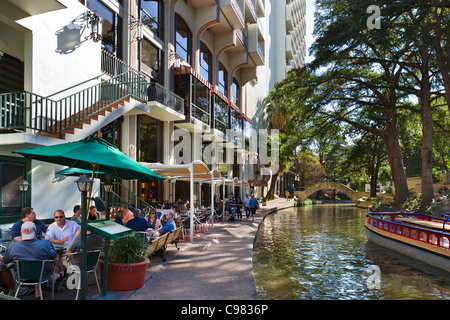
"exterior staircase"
0,70,148,141
39,97,130,140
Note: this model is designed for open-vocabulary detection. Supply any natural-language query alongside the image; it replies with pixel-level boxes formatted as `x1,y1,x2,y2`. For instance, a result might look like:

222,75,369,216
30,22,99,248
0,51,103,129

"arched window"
218,62,228,96
200,42,212,83
175,14,192,64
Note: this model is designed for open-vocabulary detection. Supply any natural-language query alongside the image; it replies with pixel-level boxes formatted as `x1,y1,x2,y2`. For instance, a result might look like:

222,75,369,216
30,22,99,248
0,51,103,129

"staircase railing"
111,182,156,218
0,70,148,137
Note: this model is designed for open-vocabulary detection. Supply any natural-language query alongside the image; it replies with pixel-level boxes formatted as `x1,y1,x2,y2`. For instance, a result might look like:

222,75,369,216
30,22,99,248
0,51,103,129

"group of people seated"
0,206,102,299
109,203,176,241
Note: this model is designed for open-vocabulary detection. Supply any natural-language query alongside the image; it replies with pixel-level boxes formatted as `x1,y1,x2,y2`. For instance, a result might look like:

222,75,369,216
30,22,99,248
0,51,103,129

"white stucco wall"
16,0,101,97
31,160,101,221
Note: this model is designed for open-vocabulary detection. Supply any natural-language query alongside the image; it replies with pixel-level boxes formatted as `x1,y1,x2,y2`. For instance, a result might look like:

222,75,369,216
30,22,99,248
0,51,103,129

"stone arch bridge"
295,182,369,206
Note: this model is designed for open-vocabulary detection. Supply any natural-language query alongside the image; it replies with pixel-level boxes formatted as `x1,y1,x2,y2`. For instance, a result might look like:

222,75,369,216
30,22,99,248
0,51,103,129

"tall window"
0,156,30,218
87,0,123,58
232,78,240,108
137,0,163,39
200,42,212,83
218,62,228,96
175,14,192,64
140,38,163,83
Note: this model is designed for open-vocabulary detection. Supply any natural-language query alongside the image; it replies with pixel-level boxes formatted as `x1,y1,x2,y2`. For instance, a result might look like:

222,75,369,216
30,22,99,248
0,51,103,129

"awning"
141,160,221,242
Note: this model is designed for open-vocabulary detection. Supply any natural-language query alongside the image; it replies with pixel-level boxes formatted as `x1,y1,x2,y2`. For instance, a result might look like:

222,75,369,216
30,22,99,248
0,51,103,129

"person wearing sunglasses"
45,209,80,246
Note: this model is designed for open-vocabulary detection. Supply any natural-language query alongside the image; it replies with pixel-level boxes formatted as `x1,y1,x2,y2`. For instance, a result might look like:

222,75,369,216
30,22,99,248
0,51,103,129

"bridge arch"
296,182,367,205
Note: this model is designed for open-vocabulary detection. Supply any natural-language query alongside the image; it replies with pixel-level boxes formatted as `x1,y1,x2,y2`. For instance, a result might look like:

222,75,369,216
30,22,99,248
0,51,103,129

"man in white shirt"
45,209,81,246
243,194,251,220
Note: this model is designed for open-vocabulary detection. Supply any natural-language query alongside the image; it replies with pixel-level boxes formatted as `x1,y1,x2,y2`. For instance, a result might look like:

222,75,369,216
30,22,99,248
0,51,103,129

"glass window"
232,78,240,108
0,157,30,217
192,78,210,125
214,95,228,133
87,0,123,58
175,14,192,64
218,62,228,96
200,42,212,83
141,38,163,82
138,0,163,39
138,115,159,163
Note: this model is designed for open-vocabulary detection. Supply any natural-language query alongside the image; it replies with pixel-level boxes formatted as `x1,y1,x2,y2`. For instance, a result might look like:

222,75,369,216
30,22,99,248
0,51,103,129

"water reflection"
253,204,450,300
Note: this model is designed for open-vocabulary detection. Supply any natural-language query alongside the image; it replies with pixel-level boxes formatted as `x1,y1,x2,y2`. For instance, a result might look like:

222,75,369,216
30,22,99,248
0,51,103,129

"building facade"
0,0,277,226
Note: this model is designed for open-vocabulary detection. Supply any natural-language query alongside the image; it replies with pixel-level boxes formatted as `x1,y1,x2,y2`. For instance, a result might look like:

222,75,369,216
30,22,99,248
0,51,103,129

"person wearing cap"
11,207,47,242
45,209,81,246
1,222,59,298
126,208,148,232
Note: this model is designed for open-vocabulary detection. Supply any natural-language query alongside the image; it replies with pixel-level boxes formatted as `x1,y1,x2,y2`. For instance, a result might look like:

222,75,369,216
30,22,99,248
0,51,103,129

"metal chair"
61,250,102,300
12,259,58,300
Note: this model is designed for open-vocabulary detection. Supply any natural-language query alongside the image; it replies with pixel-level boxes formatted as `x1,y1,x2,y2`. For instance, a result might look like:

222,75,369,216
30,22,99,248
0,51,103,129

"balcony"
247,22,264,66
244,0,257,23
219,0,245,30
174,67,212,133
147,82,185,122
286,34,293,61
188,0,217,7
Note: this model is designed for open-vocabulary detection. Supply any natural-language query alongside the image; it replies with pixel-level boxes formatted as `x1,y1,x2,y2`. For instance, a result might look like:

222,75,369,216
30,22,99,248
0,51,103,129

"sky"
304,0,316,63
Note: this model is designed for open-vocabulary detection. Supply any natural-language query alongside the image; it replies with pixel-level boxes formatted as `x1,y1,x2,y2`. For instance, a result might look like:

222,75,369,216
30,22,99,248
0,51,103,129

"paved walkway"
15,198,293,300
127,198,293,300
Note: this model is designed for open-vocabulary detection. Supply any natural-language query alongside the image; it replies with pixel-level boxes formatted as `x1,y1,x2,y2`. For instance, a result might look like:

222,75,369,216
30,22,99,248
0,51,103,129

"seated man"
1,222,59,299
62,229,104,268
11,207,47,241
126,208,148,232
45,209,81,246
157,212,176,236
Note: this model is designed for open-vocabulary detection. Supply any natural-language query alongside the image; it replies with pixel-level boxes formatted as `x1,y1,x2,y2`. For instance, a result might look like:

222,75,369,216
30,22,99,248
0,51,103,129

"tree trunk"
381,121,409,205
419,48,434,207
265,172,279,200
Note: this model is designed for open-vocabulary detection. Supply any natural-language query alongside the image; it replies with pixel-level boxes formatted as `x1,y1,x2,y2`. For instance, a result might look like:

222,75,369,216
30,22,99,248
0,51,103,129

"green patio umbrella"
12,137,164,300
13,137,164,181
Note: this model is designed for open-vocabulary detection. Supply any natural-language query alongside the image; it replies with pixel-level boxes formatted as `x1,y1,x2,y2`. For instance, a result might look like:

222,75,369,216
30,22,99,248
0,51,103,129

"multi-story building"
0,0,274,227
267,0,307,195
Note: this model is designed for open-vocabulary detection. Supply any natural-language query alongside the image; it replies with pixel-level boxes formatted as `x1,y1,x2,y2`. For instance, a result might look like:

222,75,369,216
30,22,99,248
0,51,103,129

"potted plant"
100,233,149,291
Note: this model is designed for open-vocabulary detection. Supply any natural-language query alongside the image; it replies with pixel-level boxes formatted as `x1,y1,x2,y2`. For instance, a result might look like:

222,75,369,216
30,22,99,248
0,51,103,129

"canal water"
253,203,450,300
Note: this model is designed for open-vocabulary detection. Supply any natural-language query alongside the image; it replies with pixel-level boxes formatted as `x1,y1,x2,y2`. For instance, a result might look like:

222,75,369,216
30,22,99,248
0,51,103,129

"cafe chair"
61,250,102,300
13,259,58,300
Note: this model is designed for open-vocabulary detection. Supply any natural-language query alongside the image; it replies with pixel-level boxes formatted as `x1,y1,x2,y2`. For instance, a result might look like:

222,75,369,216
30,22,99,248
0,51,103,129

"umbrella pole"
86,164,97,210
80,164,96,300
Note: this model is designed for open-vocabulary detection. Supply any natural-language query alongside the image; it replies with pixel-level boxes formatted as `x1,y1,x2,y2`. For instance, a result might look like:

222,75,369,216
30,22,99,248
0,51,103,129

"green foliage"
110,233,147,264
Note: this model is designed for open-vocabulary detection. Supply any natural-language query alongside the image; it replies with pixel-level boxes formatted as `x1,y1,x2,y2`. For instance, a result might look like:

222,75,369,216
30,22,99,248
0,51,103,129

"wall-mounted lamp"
130,17,143,42
87,11,103,42
0,51,4,63
169,51,181,70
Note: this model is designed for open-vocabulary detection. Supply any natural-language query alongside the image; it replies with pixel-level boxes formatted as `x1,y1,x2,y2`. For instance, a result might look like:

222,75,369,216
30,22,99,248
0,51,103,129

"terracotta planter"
100,258,149,291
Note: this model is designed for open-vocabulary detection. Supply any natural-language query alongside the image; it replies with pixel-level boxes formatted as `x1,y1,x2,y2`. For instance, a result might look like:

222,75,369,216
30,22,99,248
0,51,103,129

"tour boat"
365,212,450,271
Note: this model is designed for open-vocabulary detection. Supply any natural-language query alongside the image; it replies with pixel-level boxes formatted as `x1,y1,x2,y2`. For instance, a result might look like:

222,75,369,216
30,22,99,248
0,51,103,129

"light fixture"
0,51,4,62
75,174,93,193
169,51,181,70
130,16,143,42
18,179,30,192
103,181,113,193
87,11,102,42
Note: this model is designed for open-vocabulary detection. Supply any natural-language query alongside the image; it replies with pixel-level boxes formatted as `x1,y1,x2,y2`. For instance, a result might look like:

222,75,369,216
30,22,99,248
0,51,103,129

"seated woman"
147,209,160,239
